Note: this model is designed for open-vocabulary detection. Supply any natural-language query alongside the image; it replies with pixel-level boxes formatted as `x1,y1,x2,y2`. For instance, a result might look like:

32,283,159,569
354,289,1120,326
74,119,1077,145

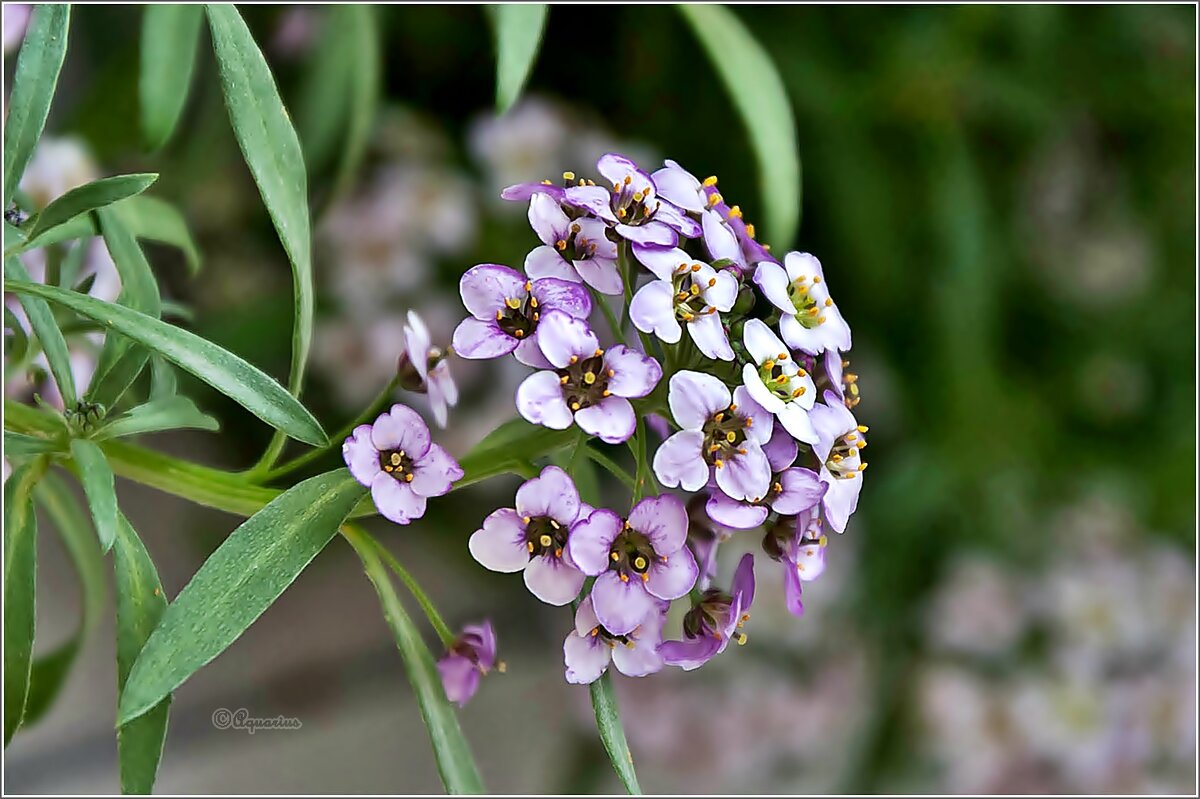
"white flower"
740,319,817,443
754,252,852,356
629,247,738,361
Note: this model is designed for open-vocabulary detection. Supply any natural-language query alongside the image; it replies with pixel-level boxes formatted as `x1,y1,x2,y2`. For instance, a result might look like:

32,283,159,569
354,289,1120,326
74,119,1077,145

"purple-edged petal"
403,310,433,382
645,546,698,600
515,464,580,523
783,563,805,617
705,492,770,530
632,245,691,281
772,467,826,516
660,636,722,671
732,387,773,446
603,345,661,398
371,404,432,458
615,220,677,248
514,336,553,368
714,441,771,502
525,555,586,606
528,192,570,244
452,317,518,360
732,552,756,607
468,508,528,573
575,396,636,444
627,493,688,554
629,281,682,344
567,508,623,575
654,201,702,239
343,424,381,486
533,310,598,368
611,634,664,677
668,370,731,430
702,209,743,266
437,654,481,707
525,245,580,283
563,185,616,222
687,311,734,361
564,631,611,685
371,472,428,525
597,152,651,191
574,257,623,295
577,217,618,259
742,318,788,364
753,261,796,315
811,391,858,458
652,430,708,492
590,571,656,636
778,403,819,445
651,160,704,213
459,264,526,319
792,539,827,582
531,277,592,319
501,181,565,203
575,595,601,635
821,470,862,534
409,443,462,497
516,370,573,430
761,423,799,471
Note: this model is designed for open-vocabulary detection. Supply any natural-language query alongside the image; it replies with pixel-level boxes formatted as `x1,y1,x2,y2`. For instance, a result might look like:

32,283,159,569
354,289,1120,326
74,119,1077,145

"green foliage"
489,4,549,114
589,672,642,795
4,255,77,406
69,438,119,552
21,173,159,243
140,4,205,152
94,395,219,440
3,458,45,745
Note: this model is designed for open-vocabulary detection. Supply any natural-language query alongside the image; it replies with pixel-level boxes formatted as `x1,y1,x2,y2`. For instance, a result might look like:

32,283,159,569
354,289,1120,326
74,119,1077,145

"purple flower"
437,620,501,707
660,553,756,670
500,180,568,203
452,264,591,368
563,153,701,247
754,252,852,356
563,596,666,684
515,310,661,444
685,494,737,591
342,404,463,525
468,465,589,605
764,508,827,617
399,310,457,428
652,371,773,501
568,494,699,635
700,208,748,274
649,159,706,214
741,319,818,444
628,247,738,361
701,180,777,266
810,391,867,533
524,193,622,295
706,425,827,529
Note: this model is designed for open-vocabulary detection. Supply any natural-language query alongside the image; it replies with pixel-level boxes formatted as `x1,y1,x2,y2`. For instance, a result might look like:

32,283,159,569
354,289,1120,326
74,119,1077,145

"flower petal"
532,309,599,368
703,268,740,312
632,245,691,281
654,201,702,238
668,370,730,430
731,552,756,608
742,318,788,364
573,257,623,295
783,562,805,617
702,209,742,265
567,508,623,575
437,654,481,707
742,362,784,413
629,281,682,343
616,221,677,248
575,396,636,444
403,310,432,382
563,630,611,685
628,493,688,554
452,317,518,360
714,441,771,502
705,492,769,530
645,545,698,600
563,185,616,222
516,370,574,430
468,508,528,573
771,467,827,516
590,571,657,636
603,345,661,398
821,470,862,534
409,443,463,497
459,264,526,319
524,245,580,283
651,161,704,213
761,423,799,471
524,555,586,606
576,217,618,259
687,311,734,361
778,403,819,445
733,386,774,446
528,192,570,244
597,152,650,190
501,181,566,203
514,335,553,368
371,472,428,525
515,464,580,524
652,430,708,492
370,404,432,459
531,277,592,319
342,424,381,487
753,261,796,314
659,636,722,671
611,634,664,678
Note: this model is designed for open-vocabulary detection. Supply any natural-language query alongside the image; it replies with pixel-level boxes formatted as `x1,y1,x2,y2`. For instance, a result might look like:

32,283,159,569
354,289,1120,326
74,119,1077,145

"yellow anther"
527,541,535,553
555,548,563,558
405,473,413,482
539,534,553,548
681,312,695,321
707,193,722,206
735,632,748,645
857,425,869,433
594,348,604,357
623,176,632,185
773,481,783,494
529,296,539,308
560,375,569,385
556,239,568,250
729,403,737,412
607,369,616,377
714,412,725,422
633,556,647,570
570,223,581,233
495,310,503,321
524,280,532,291
570,402,581,411
513,329,525,338
602,389,611,397
702,176,719,186
797,368,808,377
744,417,753,427
569,355,578,364
550,519,561,529
812,275,821,283
505,297,521,309
777,352,788,360
792,387,806,398
818,535,828,547
709,444,721,454
584,371,596,384
708,277,716,287
775,375,788,384
825,298,833,307
691,263,702,272
745,223,756,239
562,171,575,181
764,360,775,371
610,551,620,562
817,316,827,324
541,179,553,185
591,627,600,637
617,208,627,219
831,454,843,463
858,462,868,472
620,573,629,583
497,661,507,673
714,459,725,469
729,205,743,218
690,284,701,295
737,447,746,455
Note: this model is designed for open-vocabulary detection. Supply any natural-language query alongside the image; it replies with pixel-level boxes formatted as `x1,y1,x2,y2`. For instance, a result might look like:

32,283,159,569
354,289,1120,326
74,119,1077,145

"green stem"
257,376,399,483
362,530,455,647
589,288,625,345
582,447,636,491
589,671,643,794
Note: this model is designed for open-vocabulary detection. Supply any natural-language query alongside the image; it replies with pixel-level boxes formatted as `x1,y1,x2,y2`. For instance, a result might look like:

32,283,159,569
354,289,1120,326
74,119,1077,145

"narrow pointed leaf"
117,469,367,724
590,671,642,794
69,439,118,553
4,281,327,446
4,431,62,456
4,255,77,407
95,396,219,441
456,418,576,487
4,458,46,744
22,174,159,243
331,5,379,198
343,525,486,794
3,4,71,206
679,4,801,248
140,4,205,152
113,514,172,794
149,357,178,400
207,5,313,463
489,4,548,114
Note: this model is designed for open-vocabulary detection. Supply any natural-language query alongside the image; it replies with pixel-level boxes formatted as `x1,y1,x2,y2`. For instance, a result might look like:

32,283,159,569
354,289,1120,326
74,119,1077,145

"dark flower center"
700,403,753,468
379,448,416,483
607,525,658,584
555,222,601,262
523,515,569,560
396,346,445,393
609,175,660,226
555,349,611,412
682,588,746,644
827,426,867,480
496,280,539,340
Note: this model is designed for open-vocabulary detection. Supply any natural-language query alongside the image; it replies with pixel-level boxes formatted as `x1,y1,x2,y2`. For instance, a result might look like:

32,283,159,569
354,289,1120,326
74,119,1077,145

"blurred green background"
5,4,1195,794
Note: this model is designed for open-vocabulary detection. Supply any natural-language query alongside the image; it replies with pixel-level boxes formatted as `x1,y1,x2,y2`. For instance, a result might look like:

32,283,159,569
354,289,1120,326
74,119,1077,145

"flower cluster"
454,152,868,692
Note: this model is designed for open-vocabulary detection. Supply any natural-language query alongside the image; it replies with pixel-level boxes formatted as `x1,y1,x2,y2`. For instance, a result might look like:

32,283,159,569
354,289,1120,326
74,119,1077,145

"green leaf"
4,255,77,407
69,439,119,553
206,4,313,456
113,514,171,795
140,4,205,151
457,417,577,488
22,174,159,243
4,458,46,744
3,430,62,455
87,207,163,409
95,396,219,441
4,281,328,446
330,5,379,199
679,4,801,248
489,4,548,114
24,472,107,727
117,469,367,725
343,525,486,794
149,356,178,400
589,671,643,795
2,4,71,207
